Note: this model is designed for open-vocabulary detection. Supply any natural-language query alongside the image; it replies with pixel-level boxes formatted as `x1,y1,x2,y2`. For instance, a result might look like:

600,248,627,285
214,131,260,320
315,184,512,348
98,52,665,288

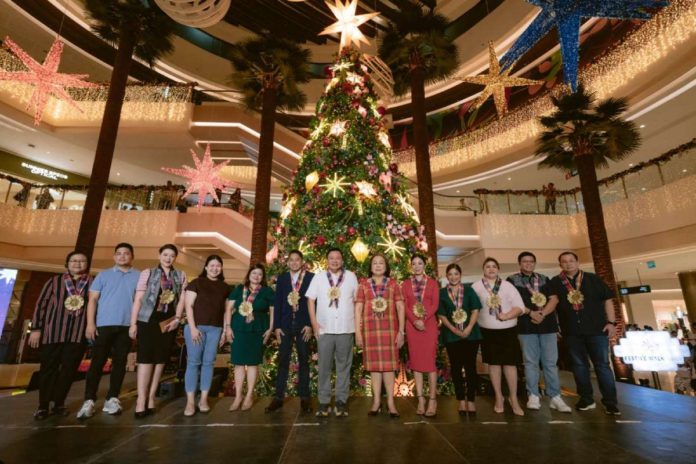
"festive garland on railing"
0,174,188,191
473,138,696,196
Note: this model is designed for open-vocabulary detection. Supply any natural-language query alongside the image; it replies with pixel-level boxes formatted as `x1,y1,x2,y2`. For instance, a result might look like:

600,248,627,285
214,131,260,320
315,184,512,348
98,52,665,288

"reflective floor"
0,374,694,464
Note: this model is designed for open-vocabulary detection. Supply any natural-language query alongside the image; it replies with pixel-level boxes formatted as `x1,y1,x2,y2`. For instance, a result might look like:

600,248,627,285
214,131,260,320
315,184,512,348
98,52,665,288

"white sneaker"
526,394,541,410
550,395,572,413
102,397,122,415
76,400,95,419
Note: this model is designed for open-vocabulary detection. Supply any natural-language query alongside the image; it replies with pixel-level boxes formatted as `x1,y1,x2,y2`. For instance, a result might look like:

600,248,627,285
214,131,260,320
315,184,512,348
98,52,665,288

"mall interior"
0,1,695,463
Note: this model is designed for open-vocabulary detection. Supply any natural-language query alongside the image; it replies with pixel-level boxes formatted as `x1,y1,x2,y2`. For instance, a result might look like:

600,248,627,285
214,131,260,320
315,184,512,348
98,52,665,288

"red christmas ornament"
315,235,326,246
337,235,346,243
348,226,356,236
323,137,330,147
342,82,354,93
377,106,386,116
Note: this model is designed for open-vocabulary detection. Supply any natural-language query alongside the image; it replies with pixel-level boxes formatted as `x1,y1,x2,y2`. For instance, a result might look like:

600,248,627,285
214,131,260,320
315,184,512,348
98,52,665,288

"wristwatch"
607,321,617,326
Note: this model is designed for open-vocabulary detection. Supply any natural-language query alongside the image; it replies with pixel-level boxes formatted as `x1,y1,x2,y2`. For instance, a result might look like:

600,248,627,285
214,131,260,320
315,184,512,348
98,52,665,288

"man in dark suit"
265,250,315,413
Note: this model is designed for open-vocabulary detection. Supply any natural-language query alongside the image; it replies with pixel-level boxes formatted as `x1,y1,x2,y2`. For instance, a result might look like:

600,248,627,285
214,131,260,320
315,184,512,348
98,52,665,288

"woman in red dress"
401,254,440,417
355,254,405,417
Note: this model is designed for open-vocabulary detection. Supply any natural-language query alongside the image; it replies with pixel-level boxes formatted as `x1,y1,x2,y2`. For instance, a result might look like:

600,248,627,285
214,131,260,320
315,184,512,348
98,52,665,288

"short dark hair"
368,254,391,278
410,253,427,264
114,242,134,255
244,263,267,288
288,249,304,260
482,257,500,269
445,263,462,274
199,254,225,281
558,251,579,262
159,243,179,256
65,251,89,269
517,251,536,264
326,247,343,258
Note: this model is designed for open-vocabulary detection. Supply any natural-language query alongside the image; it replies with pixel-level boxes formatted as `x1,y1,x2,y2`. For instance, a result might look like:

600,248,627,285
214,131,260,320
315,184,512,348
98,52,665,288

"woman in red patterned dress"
401,254,440,417
355,254,405,417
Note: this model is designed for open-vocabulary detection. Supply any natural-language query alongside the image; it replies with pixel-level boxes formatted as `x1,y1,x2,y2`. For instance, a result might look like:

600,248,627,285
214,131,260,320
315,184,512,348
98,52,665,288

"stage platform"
0,374,694,464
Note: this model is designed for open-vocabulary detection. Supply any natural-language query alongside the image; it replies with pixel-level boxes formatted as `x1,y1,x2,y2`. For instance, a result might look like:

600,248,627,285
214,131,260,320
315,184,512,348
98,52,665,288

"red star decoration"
162,144,235,210
0,36,99,125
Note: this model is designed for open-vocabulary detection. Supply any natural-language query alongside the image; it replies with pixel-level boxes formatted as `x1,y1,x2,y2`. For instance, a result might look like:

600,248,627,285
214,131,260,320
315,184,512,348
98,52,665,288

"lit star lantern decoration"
162,144,233,210
0,37,99,125
459,42,543,117
329,120,348,137
354,181,377,198
320,0,380,50
393,363,415,397
378,233,406,258
499,0,668,92
321,173,350,197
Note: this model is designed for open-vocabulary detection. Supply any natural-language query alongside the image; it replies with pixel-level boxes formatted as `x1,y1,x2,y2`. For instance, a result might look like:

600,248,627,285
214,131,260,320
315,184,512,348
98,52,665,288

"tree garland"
474,138,695,196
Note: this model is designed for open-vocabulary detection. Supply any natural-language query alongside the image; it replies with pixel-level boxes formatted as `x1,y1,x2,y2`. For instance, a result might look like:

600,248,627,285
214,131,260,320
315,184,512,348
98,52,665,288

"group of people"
29,243,622,420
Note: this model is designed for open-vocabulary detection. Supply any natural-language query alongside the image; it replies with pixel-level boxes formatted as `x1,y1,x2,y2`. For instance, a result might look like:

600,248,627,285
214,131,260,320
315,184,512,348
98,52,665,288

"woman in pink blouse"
401,254,440,417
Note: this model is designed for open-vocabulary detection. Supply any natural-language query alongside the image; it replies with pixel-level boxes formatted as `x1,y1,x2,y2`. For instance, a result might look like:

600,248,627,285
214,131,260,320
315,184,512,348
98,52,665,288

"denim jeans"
518,333,561,397
275,320,311,399
564,334,618,406
184,325,222,393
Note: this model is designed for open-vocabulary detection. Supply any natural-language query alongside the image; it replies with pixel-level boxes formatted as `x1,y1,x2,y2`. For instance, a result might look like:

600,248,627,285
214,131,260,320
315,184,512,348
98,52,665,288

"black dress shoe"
33,409,49,421
134,410,149,419
147,408,155,415
458,410,467,416
367,407,382,417
51,406,69,417
300,398,313,413
265,398,284,413
389,411,400,419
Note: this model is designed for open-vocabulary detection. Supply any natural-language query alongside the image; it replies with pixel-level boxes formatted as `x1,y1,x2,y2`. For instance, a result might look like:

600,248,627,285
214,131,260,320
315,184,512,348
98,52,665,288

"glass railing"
473,139,696,215
0,178,255,217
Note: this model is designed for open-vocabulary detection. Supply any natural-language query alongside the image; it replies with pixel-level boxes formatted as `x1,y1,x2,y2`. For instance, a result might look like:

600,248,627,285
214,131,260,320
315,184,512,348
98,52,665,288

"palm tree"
536,85,640,380
229,35,311,266
378,0,459,271
75,1,175,259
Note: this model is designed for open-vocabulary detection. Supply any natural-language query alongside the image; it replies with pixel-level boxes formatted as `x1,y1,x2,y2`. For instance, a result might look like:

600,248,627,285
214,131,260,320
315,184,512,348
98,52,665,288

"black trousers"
84,326,132,401
445,339,480,401
38,342,85,410
274,320,311,399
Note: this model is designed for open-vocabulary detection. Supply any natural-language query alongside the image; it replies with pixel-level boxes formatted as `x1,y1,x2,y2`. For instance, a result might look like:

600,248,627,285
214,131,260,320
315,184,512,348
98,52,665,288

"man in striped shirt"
29,251,92,420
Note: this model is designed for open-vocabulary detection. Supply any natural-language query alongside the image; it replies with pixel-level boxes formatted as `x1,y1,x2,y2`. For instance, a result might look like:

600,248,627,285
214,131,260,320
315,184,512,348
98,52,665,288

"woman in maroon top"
401,254,440,417
29,251,92,420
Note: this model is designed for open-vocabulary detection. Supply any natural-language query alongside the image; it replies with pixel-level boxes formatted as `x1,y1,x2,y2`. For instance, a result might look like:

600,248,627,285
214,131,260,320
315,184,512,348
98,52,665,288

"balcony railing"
473,139,696,215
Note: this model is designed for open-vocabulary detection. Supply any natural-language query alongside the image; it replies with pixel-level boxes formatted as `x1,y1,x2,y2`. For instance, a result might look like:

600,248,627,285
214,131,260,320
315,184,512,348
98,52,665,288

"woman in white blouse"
472,257,528,416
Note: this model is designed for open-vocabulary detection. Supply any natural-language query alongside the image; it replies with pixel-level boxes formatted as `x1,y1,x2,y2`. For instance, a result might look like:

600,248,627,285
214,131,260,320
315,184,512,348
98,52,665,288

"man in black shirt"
507,251,571,413
545,251,620,415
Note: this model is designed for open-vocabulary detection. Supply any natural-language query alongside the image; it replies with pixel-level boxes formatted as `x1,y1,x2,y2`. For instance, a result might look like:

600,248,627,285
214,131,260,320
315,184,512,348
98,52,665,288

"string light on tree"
0,36,98,125
320,0,379,50
162,144,234,210
458,42,542,117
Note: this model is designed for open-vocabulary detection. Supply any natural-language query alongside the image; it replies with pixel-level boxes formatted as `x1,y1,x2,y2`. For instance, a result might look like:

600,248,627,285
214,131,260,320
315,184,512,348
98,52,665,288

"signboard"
646,260,656,269
619,285,652,295
613,331,691,372
0,268,18,331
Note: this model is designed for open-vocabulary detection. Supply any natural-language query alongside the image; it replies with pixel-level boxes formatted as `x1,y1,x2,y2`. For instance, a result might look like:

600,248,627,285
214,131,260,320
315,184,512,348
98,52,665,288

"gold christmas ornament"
305,171,320,191
351,238,370,263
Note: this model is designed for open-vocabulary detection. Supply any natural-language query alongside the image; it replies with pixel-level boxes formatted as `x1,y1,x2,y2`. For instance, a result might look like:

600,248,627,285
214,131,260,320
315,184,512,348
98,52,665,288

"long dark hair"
199,254,225,281
244,263,267,288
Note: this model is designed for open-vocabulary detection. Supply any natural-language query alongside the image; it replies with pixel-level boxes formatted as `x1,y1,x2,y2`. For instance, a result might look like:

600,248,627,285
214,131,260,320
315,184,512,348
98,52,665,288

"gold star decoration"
329,120,347,136
393,362,415,397
280,197,295,220
321,173,350,197
320,0,379,50
355,181,377,198
397,193,420,222
377,233,406,258
330,61,353,73
458,42,543,117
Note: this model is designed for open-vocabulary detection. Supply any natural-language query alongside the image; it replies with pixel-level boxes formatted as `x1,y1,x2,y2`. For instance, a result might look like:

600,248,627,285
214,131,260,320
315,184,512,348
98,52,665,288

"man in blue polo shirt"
77,243,140,419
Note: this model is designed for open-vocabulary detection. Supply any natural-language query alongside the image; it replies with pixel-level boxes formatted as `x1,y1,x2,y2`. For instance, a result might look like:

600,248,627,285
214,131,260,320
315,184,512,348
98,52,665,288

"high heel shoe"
134,409,148,419
494,398,505,414
229,398,242,411
367,405,382,416
415,395,426,415
425,398,437,418
508,398,524,416
389,410,400,418
241,397,254,411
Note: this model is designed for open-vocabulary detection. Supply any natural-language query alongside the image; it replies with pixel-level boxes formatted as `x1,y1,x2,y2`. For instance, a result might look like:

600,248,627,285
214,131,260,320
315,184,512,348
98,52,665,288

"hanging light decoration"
153,0,231,28
350,237,370,263
305,171,320,191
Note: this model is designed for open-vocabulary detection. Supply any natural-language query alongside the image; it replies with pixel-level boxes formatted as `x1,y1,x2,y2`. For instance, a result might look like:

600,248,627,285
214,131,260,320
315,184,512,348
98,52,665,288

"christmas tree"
273,47,428,278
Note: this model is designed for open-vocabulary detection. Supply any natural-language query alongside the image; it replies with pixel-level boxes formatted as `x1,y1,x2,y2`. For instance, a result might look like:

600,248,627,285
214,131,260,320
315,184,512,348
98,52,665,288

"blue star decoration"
500,0,668,92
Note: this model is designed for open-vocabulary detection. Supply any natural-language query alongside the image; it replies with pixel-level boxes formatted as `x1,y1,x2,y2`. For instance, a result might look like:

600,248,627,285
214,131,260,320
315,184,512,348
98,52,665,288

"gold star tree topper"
320,0,379,50
459,42,543,117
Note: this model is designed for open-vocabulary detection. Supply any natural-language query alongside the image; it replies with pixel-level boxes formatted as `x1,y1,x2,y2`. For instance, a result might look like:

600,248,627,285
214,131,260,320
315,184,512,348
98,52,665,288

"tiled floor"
0,374,694,464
